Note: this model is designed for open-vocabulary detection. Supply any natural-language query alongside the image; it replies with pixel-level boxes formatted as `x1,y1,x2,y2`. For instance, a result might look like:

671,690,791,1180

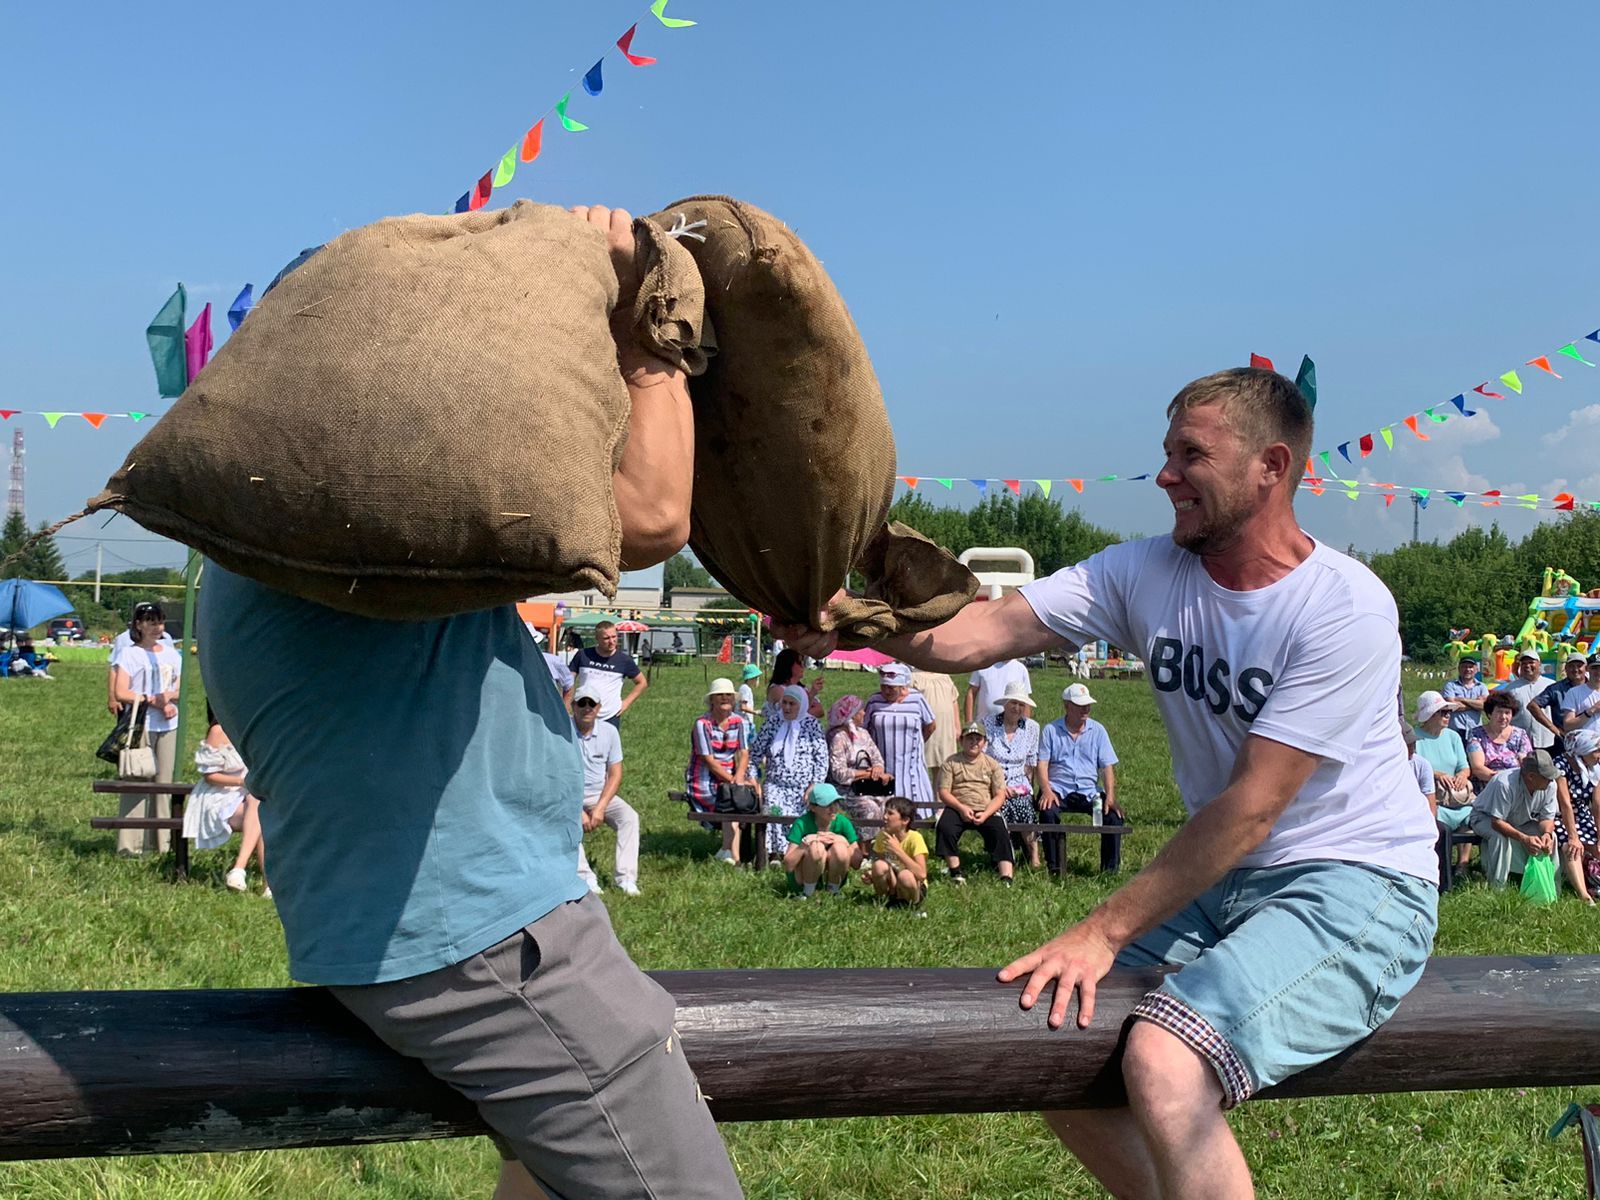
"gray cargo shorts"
331,893,742,1199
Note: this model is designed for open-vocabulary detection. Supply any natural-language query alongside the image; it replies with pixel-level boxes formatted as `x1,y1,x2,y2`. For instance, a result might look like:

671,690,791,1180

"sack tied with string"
86,200,706,619
647,195,976,649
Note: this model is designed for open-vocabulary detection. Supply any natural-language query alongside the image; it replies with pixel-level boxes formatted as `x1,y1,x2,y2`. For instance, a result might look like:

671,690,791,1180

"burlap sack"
87,201,705,618
648,196,975,647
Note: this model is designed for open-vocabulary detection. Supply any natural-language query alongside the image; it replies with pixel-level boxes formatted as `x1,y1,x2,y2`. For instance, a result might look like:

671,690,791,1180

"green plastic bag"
1521,853,1559,905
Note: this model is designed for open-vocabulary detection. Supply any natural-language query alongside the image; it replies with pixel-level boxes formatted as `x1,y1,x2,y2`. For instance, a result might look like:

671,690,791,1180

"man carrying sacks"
199,206,740,1200
777,367,1439,1199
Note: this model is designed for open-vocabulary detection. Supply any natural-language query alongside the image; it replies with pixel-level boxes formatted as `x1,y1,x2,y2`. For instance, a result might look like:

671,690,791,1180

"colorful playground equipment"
1446,568,1600,677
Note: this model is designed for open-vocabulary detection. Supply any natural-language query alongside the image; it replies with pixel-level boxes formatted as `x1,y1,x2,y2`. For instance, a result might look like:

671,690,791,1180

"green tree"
0,512,66,583
697,594,755,638
885,491,1121,576
663,552,713,601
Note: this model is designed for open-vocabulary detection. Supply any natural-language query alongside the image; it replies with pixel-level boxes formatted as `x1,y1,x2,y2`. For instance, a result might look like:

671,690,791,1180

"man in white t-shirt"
775,367,1439,1197
965,658,1032,724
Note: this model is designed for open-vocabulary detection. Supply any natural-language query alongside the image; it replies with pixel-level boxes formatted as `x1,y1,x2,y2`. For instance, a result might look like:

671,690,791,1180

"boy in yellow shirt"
866,796,929,905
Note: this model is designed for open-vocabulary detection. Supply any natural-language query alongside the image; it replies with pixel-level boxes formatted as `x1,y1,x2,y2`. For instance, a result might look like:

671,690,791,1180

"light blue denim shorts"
1115,859,1438,1108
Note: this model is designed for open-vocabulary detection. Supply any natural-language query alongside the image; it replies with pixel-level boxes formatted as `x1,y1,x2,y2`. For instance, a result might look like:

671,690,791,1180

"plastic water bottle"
1091,795,1103,826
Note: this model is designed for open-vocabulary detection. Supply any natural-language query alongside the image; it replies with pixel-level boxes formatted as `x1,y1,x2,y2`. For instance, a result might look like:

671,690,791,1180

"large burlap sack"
648,196,976,647
87,201,706,619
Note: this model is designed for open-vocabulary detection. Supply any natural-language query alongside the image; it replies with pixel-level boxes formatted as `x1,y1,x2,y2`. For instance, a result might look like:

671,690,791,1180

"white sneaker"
713,850,736,864
262,886,274,900
225,868,247,893
585,878,604,896
619,881,641,897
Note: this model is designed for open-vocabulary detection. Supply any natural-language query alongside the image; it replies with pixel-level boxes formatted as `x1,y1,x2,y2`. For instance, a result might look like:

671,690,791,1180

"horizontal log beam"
3,955,1599,1161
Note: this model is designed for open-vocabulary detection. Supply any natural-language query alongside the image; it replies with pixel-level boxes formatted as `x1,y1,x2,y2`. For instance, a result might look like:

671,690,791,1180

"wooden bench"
675,792,1130,874
1438,825,1484,893
90,780,193,881
3,955,1599,1159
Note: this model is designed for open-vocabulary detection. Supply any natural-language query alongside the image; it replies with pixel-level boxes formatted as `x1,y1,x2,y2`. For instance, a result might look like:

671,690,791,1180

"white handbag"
118,699,157,780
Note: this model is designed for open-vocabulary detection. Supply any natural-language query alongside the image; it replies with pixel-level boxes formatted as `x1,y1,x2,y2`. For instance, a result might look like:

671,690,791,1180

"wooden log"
3,956,1599,1161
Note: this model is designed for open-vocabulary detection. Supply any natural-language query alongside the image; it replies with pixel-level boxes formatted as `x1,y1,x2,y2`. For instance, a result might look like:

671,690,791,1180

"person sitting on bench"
1039,683,1124,874
934,723,1013,885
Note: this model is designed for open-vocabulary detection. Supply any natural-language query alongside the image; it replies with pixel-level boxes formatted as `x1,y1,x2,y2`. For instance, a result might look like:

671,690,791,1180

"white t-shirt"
969,660,1032,721
1020,535,1438,882
113,642,183,734
1409,754,1434,801
1564,682,1600,732
109,630,174,661
738,683,755,714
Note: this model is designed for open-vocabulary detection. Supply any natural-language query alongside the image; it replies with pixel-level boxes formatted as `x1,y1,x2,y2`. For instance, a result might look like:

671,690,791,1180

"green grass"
1,661,1595,1197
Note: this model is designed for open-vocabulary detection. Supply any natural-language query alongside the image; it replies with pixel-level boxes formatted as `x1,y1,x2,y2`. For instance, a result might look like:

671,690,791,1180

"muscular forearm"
612,349,693,570
879,591,1059,673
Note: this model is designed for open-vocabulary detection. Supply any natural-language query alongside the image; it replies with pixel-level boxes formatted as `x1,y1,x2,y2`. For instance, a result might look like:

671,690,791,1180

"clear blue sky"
8,1,1600,588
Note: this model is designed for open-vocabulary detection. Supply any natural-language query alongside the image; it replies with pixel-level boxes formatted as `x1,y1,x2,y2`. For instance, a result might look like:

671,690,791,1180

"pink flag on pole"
184,303,213,385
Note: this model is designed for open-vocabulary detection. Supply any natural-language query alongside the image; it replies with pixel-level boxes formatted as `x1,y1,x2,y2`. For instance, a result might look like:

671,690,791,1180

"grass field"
2,659,1596,1198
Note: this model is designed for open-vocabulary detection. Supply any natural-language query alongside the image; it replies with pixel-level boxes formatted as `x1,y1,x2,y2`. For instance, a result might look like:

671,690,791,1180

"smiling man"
775,367,1440,1199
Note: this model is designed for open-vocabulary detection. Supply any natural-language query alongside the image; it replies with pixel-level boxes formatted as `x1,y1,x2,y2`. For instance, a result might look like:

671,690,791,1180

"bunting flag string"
0,410,158,426
451,2,694,214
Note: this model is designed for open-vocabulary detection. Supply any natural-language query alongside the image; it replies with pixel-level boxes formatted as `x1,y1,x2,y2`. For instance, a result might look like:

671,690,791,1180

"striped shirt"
862,690,937,808
685,713,751,809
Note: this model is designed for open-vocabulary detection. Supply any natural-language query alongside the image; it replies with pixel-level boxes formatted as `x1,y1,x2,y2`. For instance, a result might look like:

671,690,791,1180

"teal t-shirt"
197,564,586,985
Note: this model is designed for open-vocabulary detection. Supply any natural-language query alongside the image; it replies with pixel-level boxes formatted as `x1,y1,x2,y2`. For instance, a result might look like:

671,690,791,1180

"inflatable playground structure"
1444,568,1600,680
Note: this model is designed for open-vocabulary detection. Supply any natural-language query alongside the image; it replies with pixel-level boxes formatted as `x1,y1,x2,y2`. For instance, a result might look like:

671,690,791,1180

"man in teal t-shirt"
782,782,858,897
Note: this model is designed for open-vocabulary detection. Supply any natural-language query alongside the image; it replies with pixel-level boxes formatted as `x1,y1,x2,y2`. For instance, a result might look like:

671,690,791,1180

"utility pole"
6,429,22,520
1412,493,1421,544
94,543,103,603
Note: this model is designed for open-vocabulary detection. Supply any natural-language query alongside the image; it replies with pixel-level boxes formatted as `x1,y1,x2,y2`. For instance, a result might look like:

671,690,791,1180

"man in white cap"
572,680,641,897
1495,650,1555,750
773,367,1439,1197
1469,749,1559,886
1039,682,1124,873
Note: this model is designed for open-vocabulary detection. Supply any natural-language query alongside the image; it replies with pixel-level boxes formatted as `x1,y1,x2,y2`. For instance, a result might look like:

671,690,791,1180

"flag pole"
174,550,201,755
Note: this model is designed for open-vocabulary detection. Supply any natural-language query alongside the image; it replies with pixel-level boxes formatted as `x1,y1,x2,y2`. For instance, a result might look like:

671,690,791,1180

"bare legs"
226,796,268,891
867,859,923,903
782,841,852,891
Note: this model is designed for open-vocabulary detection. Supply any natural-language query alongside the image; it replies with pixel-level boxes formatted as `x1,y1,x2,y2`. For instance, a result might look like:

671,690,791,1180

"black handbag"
850,749,894,796
96,700,145,765
714,782,760,815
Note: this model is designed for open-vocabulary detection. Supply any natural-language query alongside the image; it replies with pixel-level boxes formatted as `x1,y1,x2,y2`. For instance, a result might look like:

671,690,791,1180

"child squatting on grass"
865,795,929,905
783,783,859,898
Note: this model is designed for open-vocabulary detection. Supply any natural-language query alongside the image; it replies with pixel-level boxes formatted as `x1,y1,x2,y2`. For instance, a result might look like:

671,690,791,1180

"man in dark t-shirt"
569,619,647,726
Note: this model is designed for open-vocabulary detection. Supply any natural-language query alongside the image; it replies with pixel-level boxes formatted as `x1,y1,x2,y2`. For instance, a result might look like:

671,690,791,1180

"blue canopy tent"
0,578,73,651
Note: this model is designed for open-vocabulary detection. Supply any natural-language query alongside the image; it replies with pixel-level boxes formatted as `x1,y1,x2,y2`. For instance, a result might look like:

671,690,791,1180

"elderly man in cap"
1532,651,1591,756
572,680,641,897
1469,749,1560,886
1039,683,1124,874
1496,649,1557,751
934,721,1014,885
1442,654,1489,740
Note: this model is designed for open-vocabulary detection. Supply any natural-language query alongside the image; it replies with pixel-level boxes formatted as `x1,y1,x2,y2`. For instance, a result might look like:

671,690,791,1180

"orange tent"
516,601,561,646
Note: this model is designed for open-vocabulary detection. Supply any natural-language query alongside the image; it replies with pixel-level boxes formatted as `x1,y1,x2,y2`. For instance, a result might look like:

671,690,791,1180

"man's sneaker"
947,869,967,886
713,849,736,865
225,868,247,893
619,881,641,897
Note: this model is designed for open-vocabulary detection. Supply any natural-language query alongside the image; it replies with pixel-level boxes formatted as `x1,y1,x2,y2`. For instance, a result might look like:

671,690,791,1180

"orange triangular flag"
81,413,108,428
1528,356,1563,378
520,119,545,164
1403,415,1429,440
899,476,919,489
1067,479,1084,493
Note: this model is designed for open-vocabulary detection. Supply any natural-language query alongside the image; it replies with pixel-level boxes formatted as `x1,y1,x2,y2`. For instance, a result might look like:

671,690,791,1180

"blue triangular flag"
453,191,472,214
1127,473,1151,481
1337,442,1351,463
969,478,988,496
226,284,254,331
583,59,605,96
1446,492,1467,505
1587,329,1600,344
1449,394,1477,418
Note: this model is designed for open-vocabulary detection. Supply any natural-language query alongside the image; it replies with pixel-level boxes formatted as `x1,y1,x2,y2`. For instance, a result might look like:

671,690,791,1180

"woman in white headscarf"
750,684,830,859
1553,728,1600,903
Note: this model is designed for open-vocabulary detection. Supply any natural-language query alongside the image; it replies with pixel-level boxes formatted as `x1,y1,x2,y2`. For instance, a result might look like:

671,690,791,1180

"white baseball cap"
573,681,605,707
1062,683,1097,706
879,663,912,686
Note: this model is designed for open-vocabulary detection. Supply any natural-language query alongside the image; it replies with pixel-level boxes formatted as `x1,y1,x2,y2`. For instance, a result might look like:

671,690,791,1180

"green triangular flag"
145,284,188,399
1557,343,1597,367
41,412,66,428
555,93,588,132
1098,474,1118,482
1295,355,1317,408
492,145,517,187
935,478,954,490
127,411,148,422
1380,427,1394,450
1317,451,1332,475
650,0,697,27
1345,488,1359,500
1426,407,1449,423
1446,494,1465,507
1500,370,1523,394
1034,479,1052,498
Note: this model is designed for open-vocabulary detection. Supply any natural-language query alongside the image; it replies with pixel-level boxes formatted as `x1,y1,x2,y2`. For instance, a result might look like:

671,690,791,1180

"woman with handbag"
982,682,1045,868
109,602,182,856
1414,689,1474,871
686,678,757,864
827,694,893,834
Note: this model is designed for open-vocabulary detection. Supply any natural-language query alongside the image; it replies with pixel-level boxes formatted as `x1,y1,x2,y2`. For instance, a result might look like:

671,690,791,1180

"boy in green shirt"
785,783,858,898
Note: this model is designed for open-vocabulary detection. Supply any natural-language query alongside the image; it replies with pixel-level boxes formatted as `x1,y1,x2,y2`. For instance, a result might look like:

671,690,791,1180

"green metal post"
174,550,201,757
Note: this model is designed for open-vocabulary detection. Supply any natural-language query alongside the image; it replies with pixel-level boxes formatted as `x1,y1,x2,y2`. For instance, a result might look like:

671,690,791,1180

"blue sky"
8,1,1600,588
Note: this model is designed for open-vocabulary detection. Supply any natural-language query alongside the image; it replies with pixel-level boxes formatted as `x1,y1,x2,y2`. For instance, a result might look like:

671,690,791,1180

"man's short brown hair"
594,620,616,634
1167,367,1314,490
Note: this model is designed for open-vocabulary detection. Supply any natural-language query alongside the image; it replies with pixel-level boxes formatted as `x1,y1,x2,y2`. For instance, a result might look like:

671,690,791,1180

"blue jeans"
1116,859,1437,1107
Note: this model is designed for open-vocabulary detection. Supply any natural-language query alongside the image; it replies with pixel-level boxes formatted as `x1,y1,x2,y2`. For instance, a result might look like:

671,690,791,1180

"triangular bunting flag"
898,476,919,489
935,478,953,489
1586,329,1600,344
1474,382,1505,400
1127,473,1151,481
226,283,254,332
1250,352,1275,371
453,191,472,214
521,119,545,163
1403,415,1429,440
41,413,66,428
1445,492,1466,507
1518,494,1540,509
1380,427,1394,450
185,302,214,384
1449,394,1476,418
1098,474,1119,481
1309,485,1325,496
583,59,605,96
1557,343,1597,367
969,479,988,495
1002,479,1021,496
1034,479,1052,498
1425,407,1449,423
1527,356,1562,379
1295,355,1317,408
1068,479,1084,493
1318,451,1332,475
617,24,657,65
1412,488,1430,499
145,284,188,398
1305,458,1315,478
469,170,493,211
650,0,696,27
1345,488,1359,500
1499,370,1523,393
1359,433,1374,457
81,413,107,428
1416,495,1429,509
1555,493,1576,511
1337,442,1351,463
555,93,588,132
0,411,17,420
492,146,517,187
127,411,149,422
1384,494,1396,508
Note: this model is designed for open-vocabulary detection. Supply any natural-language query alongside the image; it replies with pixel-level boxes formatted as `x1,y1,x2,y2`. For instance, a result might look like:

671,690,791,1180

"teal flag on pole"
145,284,188,398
